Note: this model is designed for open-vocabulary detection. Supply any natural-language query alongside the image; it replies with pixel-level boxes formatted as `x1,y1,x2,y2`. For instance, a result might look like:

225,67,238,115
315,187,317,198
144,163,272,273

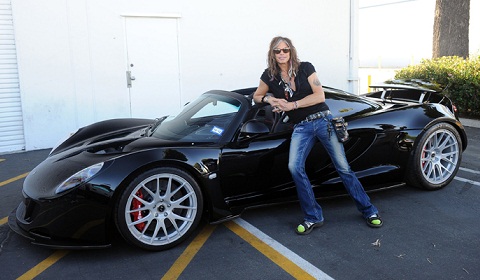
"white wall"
11,0,356,150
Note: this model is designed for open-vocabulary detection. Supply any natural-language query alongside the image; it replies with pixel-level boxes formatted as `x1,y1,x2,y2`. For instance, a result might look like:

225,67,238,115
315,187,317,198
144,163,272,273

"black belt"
302,110,331,122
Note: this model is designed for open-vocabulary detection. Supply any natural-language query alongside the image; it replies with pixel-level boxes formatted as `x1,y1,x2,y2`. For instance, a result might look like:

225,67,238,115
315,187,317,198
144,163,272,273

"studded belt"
302,110,331,122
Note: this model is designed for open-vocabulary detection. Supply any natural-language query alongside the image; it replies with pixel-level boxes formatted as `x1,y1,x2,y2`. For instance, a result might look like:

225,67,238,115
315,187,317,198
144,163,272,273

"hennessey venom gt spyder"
9,82,467,251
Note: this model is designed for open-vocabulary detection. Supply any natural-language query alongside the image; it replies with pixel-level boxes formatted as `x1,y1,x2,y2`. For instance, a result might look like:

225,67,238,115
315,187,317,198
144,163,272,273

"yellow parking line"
224,220,316,280
162,224,217,280
0,172,29,187
16,250,69,280
0,216,7,226
0,159,5,163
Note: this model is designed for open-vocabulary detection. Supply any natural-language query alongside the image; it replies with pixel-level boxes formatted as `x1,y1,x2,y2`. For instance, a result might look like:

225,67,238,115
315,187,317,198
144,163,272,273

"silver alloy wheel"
124,173,198,246
420,128,460,184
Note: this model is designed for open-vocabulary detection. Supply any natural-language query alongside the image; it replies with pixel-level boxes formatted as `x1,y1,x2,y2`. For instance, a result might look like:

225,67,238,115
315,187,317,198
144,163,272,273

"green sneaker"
295,220,324,235
366,214,383,228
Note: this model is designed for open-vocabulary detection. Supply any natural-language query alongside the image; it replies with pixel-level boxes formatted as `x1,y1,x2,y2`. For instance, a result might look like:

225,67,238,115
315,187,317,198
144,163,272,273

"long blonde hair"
267,36,301,80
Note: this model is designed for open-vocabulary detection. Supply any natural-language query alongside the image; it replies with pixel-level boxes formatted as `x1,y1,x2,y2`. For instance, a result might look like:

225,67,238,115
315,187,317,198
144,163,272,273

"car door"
218,131,293,208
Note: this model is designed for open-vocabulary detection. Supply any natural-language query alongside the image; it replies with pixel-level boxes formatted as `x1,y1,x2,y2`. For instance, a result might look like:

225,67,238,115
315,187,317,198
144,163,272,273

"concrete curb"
460,118,480,128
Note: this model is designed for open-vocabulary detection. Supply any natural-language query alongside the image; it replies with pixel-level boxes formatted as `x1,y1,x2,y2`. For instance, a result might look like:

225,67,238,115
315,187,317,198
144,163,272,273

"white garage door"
0,0,24,153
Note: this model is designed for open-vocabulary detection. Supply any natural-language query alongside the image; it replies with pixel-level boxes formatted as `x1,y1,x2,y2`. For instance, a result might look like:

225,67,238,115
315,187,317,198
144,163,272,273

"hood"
50,118,155,155
25,131,208,200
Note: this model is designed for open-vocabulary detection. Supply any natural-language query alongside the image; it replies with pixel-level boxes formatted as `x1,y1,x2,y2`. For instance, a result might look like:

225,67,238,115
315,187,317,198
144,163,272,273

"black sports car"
9,82,467,251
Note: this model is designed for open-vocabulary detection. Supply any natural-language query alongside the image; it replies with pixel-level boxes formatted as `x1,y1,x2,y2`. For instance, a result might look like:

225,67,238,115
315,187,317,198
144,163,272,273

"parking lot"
1,125,479,280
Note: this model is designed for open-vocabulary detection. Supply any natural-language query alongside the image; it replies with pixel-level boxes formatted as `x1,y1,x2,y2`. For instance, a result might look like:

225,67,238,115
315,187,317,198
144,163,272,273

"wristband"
294,101,298,109
262,95,269,103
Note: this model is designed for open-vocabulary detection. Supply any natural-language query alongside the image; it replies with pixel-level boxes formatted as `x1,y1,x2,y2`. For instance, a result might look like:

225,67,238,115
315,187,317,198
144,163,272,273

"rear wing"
368,83,439,104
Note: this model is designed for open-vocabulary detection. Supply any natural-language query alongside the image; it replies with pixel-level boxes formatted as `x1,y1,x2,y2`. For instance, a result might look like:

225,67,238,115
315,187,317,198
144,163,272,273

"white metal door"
124,16,181,119
0,0,25,153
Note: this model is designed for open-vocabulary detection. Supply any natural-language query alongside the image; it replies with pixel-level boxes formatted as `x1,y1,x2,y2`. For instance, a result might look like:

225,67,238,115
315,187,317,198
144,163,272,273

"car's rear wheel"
407,122,462,190
115,167,203,251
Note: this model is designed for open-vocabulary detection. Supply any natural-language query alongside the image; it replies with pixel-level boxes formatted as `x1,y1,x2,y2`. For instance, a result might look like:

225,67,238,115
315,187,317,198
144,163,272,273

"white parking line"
454,176,480,186
459,167,480,175
233,218,334,280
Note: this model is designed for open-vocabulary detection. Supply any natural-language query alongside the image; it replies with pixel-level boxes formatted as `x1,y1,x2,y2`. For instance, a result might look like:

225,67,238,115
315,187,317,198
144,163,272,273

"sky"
359,0,480,68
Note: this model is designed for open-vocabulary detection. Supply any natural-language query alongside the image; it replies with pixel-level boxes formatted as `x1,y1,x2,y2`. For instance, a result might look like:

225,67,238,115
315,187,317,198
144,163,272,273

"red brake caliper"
422,148,426,168
131,190,146,231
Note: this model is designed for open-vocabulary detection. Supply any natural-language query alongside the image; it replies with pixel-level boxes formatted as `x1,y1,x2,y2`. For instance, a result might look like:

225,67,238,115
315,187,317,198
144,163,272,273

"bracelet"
262,95,269,103
293,101,298,109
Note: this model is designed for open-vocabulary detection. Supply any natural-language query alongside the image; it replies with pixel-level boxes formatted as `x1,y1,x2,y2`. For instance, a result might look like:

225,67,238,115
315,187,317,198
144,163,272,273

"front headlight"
55,162,104,194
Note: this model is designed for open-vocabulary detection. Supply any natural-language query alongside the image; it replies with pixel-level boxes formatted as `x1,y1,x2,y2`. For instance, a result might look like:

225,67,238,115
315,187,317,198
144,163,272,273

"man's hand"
272,99,295,112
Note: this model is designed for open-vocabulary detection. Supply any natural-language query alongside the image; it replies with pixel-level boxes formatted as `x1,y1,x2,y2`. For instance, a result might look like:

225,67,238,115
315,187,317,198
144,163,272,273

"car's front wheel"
115,167,203,251
407,122,462,190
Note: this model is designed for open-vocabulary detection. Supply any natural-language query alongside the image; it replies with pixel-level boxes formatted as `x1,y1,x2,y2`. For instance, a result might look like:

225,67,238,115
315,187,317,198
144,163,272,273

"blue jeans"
288,114,378,223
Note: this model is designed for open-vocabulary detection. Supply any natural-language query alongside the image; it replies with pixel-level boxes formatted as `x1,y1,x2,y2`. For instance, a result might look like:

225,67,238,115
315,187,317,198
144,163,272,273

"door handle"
126,71,136,88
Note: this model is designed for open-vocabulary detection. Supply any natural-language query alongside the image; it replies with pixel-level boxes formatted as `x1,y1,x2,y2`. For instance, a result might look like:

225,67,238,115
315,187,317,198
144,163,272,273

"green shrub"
394,56,480,118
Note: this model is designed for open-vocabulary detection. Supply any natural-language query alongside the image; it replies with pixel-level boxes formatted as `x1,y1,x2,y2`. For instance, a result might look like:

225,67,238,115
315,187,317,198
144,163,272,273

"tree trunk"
432,0,470,58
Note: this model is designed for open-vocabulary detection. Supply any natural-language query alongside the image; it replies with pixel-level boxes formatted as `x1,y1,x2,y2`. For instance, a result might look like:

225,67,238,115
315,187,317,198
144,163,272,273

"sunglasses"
273,48,291,54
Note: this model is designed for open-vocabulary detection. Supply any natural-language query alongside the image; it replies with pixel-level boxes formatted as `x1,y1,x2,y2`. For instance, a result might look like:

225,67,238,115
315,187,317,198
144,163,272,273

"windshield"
151,94,241,142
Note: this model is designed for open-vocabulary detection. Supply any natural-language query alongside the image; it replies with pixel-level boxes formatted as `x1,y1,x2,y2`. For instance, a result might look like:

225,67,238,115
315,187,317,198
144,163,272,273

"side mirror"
239,120,270,138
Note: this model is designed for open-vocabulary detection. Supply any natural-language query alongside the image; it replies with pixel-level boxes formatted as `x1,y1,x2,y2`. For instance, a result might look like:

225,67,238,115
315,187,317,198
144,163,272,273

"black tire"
406,122,462,190
115,167,203,251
